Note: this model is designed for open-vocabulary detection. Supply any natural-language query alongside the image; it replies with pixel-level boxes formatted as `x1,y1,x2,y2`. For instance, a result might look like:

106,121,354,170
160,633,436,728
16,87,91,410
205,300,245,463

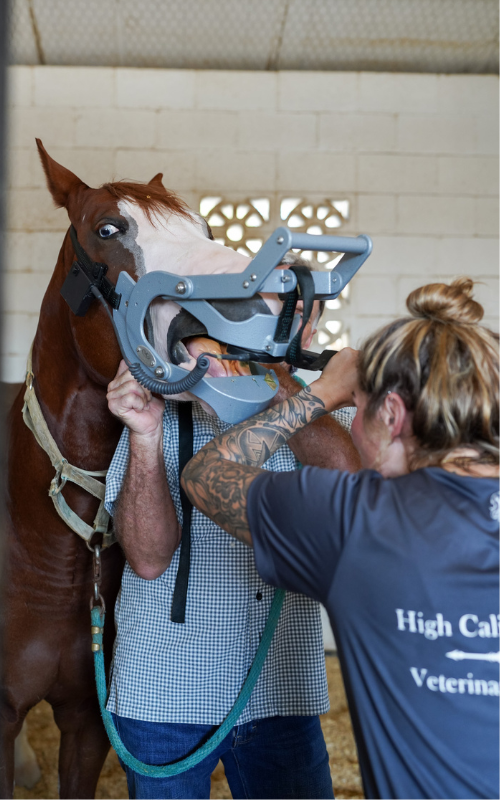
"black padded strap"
171,402,194,624
69,226,121,310
285,265,316,367
293,348,338,371
274,286,298,343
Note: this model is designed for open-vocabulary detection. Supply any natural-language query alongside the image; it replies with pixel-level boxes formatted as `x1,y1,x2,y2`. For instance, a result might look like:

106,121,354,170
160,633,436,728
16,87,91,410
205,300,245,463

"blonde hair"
358,278,499,468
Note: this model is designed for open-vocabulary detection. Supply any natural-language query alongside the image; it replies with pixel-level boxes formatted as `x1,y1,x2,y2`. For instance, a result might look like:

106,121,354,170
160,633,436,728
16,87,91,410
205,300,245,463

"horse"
2,140,271,798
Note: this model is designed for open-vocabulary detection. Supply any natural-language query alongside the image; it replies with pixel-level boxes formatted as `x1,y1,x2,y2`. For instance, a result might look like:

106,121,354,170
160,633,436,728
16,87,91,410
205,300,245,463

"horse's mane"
101,180,190,225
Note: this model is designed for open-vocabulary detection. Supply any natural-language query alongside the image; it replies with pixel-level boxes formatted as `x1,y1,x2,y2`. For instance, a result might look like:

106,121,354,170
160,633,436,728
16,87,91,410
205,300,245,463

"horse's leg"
1,702,41,797
1,612,56,799
0,719,22,798
51,696,111,799
14,719,41,790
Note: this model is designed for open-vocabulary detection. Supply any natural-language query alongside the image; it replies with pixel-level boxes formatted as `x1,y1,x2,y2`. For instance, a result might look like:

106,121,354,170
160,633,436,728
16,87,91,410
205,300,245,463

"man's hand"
106,361,180,580
107,360,164,439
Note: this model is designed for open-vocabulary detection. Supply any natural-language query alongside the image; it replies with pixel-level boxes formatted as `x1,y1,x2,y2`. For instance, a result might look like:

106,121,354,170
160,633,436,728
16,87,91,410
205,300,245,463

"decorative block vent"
200,195,351,351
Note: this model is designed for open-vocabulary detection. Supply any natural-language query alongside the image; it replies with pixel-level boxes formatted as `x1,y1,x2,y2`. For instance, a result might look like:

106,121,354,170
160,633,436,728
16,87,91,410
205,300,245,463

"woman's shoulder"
389,468,499,527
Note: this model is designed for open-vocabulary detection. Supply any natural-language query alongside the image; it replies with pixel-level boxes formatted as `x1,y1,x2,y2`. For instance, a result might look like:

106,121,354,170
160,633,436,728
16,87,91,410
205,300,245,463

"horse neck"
30,241,121,471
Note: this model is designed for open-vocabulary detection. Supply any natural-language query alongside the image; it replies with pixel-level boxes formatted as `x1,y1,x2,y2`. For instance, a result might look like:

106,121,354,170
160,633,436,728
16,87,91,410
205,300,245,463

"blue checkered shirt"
105,400,353,725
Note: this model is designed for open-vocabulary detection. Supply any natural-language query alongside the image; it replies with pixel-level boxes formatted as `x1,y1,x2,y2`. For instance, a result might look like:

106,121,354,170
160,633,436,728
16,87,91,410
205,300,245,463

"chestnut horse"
2,141,267,798
2,142,188,798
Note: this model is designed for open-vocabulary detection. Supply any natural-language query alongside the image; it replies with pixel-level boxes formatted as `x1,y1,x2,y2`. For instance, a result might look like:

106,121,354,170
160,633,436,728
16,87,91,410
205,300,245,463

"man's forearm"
182,385,327,544
114,431,181,579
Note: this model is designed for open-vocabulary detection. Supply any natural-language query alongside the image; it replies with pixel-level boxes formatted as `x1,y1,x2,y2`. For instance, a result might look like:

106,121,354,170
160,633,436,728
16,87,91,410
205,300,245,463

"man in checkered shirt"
105,299,360,799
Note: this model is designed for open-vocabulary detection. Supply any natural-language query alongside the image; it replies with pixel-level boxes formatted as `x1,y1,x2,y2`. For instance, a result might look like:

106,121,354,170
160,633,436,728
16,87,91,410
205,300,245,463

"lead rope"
90,544,285,777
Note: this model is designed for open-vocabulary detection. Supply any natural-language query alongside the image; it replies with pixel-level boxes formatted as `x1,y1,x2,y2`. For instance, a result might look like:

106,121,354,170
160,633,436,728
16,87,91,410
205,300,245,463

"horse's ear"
148,173,164,188
36,138,88,208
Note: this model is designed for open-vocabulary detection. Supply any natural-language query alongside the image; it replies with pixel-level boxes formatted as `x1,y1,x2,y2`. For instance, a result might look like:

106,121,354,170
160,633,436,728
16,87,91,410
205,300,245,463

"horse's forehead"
117,199,251,277
117,199,200,238
79,188,120,220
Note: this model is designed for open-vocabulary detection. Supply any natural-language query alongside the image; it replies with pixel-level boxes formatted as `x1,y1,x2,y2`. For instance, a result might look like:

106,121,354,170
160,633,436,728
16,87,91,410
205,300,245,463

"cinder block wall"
4,66,498,381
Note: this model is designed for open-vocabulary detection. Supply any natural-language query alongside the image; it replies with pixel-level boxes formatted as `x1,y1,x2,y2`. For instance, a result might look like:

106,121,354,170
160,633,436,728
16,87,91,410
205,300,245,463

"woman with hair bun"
184,278,499,800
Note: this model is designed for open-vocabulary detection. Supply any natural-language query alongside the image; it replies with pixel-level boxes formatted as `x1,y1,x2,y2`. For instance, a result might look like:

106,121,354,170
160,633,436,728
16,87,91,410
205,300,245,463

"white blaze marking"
116,200,283,391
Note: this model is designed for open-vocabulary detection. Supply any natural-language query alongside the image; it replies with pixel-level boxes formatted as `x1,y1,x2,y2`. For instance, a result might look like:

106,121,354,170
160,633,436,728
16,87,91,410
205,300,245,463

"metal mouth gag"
61,226,372,423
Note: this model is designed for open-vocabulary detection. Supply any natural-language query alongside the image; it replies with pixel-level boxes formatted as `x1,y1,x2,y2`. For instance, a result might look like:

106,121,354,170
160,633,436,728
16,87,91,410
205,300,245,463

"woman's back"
332,467,499,799
249,465,499,799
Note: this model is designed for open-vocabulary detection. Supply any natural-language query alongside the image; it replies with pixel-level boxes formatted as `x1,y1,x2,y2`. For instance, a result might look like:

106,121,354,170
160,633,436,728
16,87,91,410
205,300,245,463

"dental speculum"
112,227,372,423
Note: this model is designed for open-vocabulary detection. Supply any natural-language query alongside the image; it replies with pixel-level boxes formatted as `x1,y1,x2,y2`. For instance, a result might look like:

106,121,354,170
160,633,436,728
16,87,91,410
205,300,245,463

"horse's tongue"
184,337,250,377
186,337,228,377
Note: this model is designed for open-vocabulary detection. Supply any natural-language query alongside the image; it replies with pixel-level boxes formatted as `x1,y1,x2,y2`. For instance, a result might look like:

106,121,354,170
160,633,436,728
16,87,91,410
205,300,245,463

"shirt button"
256,591,262,601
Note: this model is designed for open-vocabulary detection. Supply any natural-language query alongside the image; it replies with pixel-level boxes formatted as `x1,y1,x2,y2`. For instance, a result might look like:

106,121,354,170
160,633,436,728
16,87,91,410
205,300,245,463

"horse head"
37,141,281,397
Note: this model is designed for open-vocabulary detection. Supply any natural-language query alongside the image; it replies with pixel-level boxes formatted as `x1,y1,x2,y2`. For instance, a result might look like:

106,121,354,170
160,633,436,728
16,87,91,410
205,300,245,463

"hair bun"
406,278,484,324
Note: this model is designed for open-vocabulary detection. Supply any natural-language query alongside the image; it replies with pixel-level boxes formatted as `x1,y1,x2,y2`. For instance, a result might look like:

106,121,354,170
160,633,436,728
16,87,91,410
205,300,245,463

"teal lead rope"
91,588,285,777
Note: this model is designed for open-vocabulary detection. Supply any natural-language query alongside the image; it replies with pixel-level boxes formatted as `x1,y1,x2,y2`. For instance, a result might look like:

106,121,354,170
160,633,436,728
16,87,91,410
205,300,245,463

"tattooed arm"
181,348,359,546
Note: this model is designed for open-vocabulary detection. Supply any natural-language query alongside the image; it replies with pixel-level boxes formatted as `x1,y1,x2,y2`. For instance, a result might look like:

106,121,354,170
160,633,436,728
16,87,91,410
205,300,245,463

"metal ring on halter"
89,592,106,613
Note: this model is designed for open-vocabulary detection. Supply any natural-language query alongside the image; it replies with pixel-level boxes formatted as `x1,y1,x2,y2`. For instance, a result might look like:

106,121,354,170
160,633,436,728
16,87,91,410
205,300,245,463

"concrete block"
6,231,66,273
351,275,397,316
116,69,195,109
1,354,29,383
6,148,37,189
397,196,476,236
319,113,396,153
397,115,476,155
114,150,195,191
34,66,114,107
474,198,499,236
437,75,499,116
4,271,53,314
396,276,435,315
7,66,33,107
438,157,499,196
351,316,396,347
196,151,276,192
279,72,357,112
7,189,68,232
467,278,499,320
196,71,277,111
359,73,438,114
237,112,317,151
358,155,438,194
476,116,499,156
357,195,396,233
178,191,198,210
3,313,39,355
75,109,156,149
158,111,237,149
363,236,438,276
8,108,76,148
483,316,499,334
437,237,499,277
278,152,356,192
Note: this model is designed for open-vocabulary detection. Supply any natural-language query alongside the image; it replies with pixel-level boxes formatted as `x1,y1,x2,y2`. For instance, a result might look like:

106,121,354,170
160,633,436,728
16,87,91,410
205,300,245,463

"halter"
61,226,373,422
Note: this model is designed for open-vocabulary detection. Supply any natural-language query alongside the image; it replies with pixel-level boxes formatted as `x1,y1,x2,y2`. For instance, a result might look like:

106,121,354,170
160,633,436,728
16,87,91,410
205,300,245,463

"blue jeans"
111,713,334,799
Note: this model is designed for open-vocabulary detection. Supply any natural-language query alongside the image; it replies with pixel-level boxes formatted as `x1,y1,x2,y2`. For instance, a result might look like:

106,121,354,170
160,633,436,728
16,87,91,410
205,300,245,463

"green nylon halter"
91,587,285,777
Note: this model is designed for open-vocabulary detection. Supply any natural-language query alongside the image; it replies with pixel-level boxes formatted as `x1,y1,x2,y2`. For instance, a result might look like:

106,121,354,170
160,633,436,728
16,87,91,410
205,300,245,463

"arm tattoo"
182,386,326,545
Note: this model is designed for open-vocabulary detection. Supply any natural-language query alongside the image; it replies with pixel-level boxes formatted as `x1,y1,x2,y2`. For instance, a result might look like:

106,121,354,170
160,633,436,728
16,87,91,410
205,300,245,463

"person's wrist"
129,424,163,452
308,377,345,412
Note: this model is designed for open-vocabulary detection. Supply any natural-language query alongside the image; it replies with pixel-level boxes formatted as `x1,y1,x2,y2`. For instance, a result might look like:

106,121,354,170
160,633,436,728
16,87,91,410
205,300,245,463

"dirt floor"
13,655,363,800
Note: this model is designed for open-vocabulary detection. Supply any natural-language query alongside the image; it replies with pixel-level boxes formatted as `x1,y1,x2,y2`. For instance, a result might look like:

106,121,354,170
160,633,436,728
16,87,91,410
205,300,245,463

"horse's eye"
98,224,120,239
